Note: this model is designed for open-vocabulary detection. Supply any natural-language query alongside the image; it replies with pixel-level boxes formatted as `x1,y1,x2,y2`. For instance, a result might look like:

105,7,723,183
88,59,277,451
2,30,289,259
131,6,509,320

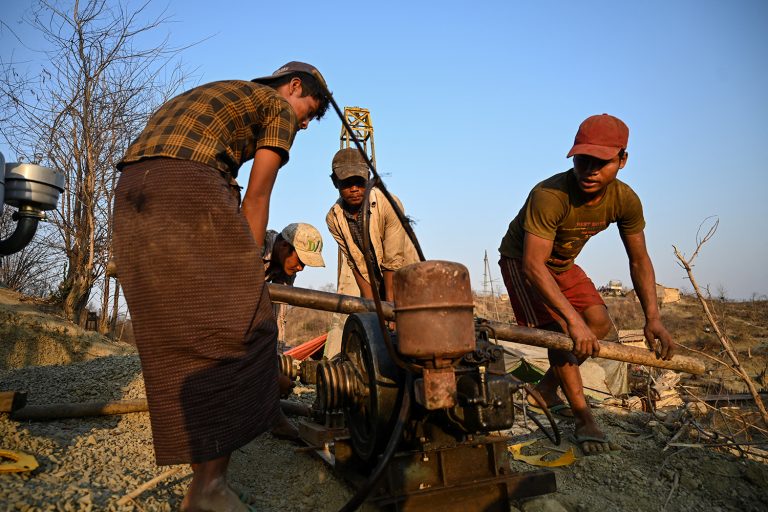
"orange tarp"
284,333,328,360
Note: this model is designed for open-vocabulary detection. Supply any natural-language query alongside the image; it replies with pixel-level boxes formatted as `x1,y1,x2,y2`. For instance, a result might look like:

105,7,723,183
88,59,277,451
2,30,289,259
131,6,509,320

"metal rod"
269,283,394,318
267,284,706,375
11,399,149,421
10,397,310,421
483,320,705,375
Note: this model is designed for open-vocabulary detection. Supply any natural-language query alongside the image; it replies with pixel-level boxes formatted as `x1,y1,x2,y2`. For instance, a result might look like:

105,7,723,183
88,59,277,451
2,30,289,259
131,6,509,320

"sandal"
526,396,574,421
571,434,622,456
547,403,575,420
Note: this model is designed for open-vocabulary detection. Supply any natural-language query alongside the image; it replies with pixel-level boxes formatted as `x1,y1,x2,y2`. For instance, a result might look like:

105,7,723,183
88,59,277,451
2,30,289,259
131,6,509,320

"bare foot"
181,479,250,511
270,412,300,442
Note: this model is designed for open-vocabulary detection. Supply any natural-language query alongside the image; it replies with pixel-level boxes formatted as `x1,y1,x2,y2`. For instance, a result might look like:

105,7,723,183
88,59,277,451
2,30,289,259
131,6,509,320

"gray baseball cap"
331,148,369,181
252,61,327,88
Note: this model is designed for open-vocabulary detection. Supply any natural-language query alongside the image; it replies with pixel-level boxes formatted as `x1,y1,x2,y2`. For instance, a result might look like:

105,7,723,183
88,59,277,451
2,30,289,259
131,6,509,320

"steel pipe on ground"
10,398,311,421
267,284,706,375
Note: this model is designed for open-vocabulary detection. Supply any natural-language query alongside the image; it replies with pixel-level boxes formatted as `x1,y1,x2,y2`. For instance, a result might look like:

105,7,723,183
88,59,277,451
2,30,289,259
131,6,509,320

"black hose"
314,70,421,374
312,69,423,260
521,384,562,445
316,80,425,262
337,371,412,512
0,213,40,256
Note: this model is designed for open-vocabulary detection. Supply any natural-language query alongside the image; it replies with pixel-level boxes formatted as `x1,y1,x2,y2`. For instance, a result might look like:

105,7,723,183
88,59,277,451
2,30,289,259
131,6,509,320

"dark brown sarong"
113,158,280,465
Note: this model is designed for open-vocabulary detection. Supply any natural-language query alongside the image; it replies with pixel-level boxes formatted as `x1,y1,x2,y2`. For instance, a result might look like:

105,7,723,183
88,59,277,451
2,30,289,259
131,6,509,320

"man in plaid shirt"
114,61,329,511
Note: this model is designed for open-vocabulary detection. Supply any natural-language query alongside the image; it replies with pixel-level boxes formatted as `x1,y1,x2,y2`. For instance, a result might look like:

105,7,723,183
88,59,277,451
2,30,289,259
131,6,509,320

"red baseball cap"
566,114,629,160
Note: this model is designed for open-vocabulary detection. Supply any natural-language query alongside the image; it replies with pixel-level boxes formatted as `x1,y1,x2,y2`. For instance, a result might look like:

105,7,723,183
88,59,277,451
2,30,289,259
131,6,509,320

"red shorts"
498,256,605,328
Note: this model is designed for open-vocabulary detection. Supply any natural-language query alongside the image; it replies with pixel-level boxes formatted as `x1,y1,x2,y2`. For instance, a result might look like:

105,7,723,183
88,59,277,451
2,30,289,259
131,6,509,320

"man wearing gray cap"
113,61,329,510
324,147,419,356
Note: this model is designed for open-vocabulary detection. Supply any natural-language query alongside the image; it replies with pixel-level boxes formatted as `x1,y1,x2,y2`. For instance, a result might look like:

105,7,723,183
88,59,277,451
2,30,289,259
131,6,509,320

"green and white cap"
280,223,325,267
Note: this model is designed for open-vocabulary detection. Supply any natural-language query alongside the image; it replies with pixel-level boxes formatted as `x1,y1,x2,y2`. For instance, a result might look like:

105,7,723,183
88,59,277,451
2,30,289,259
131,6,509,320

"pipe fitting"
0,205,43,256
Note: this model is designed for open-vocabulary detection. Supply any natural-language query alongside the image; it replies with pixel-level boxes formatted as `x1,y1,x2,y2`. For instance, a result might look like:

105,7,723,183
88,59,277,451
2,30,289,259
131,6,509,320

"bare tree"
673,217,768,427
0,0,190,324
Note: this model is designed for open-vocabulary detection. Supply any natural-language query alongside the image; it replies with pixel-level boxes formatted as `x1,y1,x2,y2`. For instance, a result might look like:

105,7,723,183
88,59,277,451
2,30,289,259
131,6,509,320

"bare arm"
382,270,395,303
352,267,374,299
240,148,282,247
621,231,675,360
522,232,600,358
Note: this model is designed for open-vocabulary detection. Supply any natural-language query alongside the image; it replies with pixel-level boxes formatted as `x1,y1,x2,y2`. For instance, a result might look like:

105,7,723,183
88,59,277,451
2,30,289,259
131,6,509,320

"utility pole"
482,250,500,320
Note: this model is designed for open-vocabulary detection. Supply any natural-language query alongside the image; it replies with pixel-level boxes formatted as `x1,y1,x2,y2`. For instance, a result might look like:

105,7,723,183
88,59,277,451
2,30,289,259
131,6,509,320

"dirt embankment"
2,286,768,511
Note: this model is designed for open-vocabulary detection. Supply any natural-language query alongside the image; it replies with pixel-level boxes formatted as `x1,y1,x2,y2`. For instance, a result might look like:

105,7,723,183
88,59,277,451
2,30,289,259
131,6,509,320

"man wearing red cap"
498,114,675,455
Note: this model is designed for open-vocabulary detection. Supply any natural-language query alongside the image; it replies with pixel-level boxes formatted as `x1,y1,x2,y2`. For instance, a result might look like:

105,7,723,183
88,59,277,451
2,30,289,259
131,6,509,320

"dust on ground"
1,286,767,511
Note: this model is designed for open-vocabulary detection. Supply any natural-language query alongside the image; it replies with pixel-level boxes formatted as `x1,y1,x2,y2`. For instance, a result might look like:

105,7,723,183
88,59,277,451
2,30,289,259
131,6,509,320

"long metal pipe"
10,398,309,421
269,283,394,318
267,284,706,375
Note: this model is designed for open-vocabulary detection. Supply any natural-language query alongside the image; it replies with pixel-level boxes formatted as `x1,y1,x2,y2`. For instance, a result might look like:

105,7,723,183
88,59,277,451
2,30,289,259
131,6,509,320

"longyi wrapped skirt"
113,158,280,465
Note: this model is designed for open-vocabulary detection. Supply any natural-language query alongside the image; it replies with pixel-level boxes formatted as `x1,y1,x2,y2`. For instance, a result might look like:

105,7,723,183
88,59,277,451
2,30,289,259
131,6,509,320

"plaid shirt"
342,206,383,287
119,80,298,177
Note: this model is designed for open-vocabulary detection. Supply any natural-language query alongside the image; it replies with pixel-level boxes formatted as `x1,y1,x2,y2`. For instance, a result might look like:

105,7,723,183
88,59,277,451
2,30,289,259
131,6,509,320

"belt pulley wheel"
341,313,401,464
316,358,360,412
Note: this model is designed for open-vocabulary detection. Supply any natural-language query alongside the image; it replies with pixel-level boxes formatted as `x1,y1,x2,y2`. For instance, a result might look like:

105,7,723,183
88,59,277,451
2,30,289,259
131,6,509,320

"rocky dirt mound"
1,286,767,511
0,287,135,368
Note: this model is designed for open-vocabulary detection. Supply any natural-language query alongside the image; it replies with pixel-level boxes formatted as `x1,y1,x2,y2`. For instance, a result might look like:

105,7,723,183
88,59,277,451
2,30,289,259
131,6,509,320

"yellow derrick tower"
340,106,375,168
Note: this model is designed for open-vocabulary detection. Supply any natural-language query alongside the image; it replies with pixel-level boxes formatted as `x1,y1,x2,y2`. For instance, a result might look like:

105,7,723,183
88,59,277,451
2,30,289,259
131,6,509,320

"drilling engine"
283,260,556,511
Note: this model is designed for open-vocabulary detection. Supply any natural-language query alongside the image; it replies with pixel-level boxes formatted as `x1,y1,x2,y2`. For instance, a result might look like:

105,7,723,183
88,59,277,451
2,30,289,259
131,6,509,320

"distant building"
657,284,681,303
626,284,681,304
599,280,625,297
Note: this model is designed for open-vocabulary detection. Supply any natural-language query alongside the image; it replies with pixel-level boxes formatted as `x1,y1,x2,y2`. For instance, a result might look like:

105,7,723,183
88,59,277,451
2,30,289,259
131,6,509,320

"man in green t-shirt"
498,114,675,455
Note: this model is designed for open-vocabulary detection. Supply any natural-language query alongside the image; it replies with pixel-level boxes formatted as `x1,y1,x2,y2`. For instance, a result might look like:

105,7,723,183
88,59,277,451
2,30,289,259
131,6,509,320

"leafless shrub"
0,0,193,325
0,208,63,296
283,306,334,347
673,217,768,427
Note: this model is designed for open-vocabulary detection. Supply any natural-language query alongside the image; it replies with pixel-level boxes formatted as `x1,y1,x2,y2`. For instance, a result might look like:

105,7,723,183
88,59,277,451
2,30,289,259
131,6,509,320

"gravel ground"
0,354,354,511
2,288,768,511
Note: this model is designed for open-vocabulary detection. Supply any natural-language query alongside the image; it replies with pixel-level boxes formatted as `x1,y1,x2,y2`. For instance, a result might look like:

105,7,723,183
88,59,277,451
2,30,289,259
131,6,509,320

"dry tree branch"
1,0,197,324
679,346,741,378
672,217,768,427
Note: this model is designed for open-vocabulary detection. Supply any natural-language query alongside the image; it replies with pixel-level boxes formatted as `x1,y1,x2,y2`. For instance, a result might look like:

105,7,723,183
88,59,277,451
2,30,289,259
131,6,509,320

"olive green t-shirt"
499,170,645,272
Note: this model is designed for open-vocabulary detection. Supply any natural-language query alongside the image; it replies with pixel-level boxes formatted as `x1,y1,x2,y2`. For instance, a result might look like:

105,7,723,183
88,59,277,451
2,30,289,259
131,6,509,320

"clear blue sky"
2,0,767,299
